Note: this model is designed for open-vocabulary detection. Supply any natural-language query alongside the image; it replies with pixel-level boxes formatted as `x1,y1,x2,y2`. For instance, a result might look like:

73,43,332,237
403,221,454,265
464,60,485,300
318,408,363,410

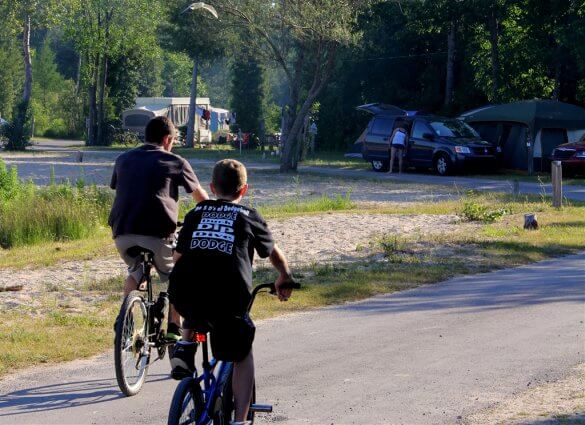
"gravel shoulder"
465,364,585,425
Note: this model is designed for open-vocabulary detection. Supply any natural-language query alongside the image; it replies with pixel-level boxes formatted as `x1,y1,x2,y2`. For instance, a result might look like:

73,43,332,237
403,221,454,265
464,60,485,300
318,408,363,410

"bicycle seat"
126,246,155,258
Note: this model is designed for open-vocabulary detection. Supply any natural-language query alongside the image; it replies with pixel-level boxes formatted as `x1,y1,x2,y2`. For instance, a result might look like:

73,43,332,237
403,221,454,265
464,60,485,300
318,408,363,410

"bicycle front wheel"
217,366,256,424
114,290,150,396
168,377,204,425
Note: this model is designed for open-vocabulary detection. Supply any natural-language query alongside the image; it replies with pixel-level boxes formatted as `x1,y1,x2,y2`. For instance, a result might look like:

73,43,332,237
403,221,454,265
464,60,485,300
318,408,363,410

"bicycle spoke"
120,299,147,387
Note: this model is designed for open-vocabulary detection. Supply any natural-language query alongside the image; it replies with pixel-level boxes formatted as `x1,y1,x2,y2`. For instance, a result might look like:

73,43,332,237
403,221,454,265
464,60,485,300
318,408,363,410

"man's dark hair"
212,159,247,199
145,116,175,145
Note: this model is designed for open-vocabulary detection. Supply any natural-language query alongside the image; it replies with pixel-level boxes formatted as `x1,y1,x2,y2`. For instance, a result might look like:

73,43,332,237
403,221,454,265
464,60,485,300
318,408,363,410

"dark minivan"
358,104,498,175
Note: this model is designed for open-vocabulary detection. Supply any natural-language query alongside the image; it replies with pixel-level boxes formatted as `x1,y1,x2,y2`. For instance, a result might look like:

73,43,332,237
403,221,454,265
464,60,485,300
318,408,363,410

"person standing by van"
389,124,408,174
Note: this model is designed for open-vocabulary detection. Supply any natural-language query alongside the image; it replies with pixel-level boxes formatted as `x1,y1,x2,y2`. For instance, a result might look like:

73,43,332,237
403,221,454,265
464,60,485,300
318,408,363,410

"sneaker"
170,341,197,380
165,322,182,342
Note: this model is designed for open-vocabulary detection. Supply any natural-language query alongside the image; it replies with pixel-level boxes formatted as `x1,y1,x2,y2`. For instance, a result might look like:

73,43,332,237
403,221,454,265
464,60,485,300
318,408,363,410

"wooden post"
513,179,520,197
552,160,562,208
524,213,538,230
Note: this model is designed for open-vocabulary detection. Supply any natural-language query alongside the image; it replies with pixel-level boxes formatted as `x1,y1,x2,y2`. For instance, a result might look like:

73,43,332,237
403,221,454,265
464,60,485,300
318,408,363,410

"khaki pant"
115,234,174,283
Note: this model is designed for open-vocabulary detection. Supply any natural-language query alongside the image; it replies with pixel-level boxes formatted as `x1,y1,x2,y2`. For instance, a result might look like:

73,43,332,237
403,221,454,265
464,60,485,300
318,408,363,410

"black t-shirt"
108,144,200,238
169,200,274,316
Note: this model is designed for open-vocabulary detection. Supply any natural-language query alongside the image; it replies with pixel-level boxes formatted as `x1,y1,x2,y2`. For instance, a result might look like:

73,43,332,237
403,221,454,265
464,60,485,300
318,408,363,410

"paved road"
2,145,584,201
299,165,585,203
1,254,583,424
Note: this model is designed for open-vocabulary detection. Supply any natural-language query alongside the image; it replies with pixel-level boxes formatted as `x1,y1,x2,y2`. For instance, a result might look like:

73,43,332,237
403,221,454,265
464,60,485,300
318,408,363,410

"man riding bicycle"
108,116,208,340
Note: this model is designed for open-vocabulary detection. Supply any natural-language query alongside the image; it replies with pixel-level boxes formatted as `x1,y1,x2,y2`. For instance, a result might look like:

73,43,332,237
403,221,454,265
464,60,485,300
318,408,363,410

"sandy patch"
0,213,468,311
257,213,465,267
465,364,585,425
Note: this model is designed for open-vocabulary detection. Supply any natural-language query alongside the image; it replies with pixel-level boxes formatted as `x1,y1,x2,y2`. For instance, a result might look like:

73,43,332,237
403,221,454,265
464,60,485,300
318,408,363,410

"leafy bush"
461,200,509,223
4,100,32,150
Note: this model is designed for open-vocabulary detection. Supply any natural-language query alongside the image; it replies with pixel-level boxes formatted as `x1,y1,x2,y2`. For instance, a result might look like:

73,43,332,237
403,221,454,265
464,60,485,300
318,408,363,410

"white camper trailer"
122,97,211,142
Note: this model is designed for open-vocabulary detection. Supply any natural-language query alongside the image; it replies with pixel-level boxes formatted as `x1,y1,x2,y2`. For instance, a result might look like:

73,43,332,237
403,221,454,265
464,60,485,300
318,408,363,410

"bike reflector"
195,333,207,343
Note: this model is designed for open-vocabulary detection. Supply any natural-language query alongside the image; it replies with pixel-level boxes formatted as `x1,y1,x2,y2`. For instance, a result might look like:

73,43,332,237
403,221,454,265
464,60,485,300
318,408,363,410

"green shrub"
461,200,509,223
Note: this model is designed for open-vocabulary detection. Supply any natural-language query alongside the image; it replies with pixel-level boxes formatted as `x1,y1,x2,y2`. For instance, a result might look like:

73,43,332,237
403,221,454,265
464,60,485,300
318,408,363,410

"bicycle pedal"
249,404,272,413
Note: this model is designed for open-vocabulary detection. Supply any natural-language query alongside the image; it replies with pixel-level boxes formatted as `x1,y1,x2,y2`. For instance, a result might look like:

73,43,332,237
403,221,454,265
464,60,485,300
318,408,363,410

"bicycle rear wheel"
114,290,150,396
168,377,204,425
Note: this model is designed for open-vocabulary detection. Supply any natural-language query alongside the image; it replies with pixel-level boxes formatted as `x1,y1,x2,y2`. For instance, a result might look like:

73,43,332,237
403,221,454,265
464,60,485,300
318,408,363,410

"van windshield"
430,120,479,138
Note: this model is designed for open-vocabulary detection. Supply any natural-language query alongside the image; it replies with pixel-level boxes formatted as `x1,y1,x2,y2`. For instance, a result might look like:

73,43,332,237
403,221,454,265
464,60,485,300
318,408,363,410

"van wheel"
371,160,389,172
434,153,452,176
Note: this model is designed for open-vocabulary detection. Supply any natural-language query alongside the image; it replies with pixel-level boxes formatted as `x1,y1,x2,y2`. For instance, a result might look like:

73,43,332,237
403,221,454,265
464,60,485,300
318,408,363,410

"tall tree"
230,57,264,135
161,0,226,147
0,0,61,149
65,0,160,145
214,0,374,171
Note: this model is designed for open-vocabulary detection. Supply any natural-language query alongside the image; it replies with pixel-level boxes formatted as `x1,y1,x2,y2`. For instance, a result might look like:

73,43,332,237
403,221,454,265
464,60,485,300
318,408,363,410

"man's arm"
191,185,209,203
269,245,294,301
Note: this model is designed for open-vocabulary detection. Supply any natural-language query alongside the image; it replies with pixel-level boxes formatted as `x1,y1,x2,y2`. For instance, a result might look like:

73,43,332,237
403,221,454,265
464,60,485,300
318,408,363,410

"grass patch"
0,301,118,376
0,229,114,269
258,192,356,218
0,159,112,248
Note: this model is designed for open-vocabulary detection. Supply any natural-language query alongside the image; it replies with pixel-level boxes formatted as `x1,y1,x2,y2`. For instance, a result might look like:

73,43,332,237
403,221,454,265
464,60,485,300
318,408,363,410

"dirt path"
0,213,467,310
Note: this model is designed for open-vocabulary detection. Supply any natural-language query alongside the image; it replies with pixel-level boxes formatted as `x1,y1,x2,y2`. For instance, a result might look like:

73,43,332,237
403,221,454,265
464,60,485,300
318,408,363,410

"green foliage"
0,159,112,248
5,100,33,150
316,0,585,151
31,39,82,138
162,52,192,97
461,199,509,223
0,38,22,122
231,57,264,135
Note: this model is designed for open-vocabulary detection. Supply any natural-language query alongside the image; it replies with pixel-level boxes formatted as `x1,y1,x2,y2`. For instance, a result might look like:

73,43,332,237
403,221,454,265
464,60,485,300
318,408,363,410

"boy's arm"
269,245,294,301
191,186,209,203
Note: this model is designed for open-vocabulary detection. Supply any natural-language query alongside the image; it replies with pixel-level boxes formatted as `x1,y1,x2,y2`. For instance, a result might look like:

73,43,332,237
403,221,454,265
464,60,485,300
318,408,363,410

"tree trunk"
552,45,562,100
280,89,321,171
186,57,199,148
280,46,336,172
96,14,110,146
8,13,34,149
22,15,32,107
488,10,500,102
96,54,108,145
87,55,99,146
76,55,82,94
444,21,457,108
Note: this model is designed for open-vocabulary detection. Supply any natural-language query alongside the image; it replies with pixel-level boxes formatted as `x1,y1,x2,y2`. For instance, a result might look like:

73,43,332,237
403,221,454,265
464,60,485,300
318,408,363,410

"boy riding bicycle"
169,159,294,425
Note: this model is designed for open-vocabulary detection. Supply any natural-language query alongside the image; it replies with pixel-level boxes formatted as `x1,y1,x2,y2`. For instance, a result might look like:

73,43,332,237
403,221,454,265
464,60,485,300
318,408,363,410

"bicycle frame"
183,282,291,424
192,332,231,425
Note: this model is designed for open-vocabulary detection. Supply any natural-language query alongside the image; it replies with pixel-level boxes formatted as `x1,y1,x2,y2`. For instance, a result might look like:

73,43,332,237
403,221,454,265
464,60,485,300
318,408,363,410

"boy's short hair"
212,159,247,199
145,116,175,145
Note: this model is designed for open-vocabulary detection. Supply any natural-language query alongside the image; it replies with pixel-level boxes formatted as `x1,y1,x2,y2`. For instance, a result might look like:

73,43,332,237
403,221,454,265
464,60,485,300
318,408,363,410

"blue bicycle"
167,281,300,425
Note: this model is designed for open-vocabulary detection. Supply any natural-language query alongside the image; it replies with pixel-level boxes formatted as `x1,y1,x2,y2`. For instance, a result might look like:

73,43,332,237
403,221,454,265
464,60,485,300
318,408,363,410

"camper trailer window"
125,115,151,127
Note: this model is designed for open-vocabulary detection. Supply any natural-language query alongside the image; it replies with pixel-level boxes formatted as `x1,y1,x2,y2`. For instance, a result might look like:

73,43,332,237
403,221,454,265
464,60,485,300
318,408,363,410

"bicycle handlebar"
248,281,301,312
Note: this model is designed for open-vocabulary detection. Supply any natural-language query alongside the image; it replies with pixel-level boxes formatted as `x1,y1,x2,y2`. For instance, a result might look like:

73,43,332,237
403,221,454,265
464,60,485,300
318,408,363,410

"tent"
460,100,585,172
